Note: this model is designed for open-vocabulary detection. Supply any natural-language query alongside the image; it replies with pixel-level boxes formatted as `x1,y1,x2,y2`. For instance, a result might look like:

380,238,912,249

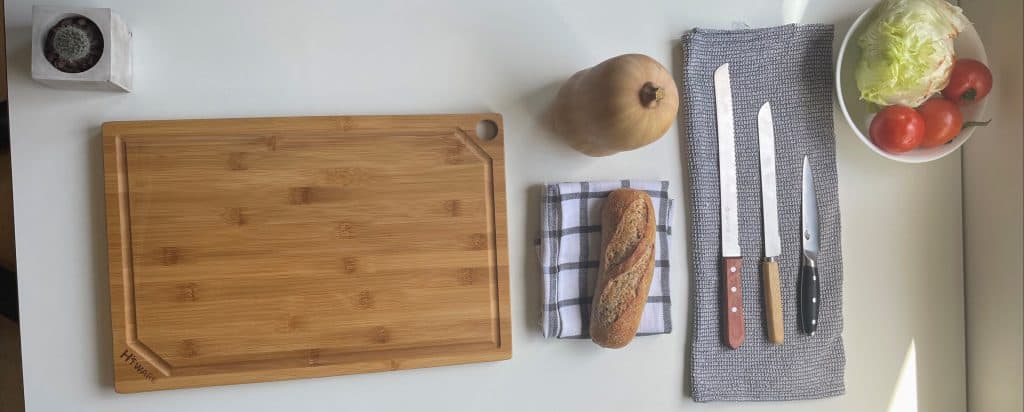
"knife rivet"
811,319,816,325
730,266,736,273
813,276,817,281
730,286,737,293
731,307,737,313
812,297,817,303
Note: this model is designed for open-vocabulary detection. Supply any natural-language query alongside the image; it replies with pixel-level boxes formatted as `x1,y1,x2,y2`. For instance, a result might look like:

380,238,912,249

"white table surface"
5,1,967,411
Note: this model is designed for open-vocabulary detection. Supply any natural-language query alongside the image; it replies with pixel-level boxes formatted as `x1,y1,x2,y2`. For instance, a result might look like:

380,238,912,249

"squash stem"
640,82,664,108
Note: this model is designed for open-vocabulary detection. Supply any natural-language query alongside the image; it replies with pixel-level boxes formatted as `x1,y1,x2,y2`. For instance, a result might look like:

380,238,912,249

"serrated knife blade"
714,63,744,350
715,64,740,258
757,102,783,344
758,103,782,258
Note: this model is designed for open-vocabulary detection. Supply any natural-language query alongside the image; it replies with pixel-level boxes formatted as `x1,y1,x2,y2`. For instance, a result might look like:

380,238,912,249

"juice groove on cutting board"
102,114,510,393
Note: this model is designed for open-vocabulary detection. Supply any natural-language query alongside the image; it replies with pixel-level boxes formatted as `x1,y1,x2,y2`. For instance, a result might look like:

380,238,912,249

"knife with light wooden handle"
762,259,783,343
757,102,784,344
714,63,744,350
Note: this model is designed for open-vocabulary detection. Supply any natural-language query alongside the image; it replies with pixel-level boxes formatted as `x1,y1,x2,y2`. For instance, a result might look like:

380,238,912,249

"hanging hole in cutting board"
475,119,498,140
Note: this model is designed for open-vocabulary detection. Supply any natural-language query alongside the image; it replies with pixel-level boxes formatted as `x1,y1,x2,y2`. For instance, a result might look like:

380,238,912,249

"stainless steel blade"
758,102,781,258
714,63,740,257
802,156,820,257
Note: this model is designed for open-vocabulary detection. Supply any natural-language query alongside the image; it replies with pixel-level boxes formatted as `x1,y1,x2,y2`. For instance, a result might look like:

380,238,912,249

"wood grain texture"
721,256,744,349
103,113,510,393
0,150,15,272
761,259,783,344
0,317,24,412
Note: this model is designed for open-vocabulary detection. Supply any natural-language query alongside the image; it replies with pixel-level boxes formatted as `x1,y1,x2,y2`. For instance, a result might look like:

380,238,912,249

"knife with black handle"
800,156,820,335
800,253,820,335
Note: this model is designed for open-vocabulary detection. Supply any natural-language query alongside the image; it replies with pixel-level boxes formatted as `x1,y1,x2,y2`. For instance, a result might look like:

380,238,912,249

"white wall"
5,1,975,411
962,0,1024,411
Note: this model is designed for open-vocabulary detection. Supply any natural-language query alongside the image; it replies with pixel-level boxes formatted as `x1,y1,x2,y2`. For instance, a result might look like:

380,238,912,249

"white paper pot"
31,6,132,92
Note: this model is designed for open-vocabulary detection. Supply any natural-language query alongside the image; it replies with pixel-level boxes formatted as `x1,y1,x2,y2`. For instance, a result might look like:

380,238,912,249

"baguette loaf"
590,188,657,348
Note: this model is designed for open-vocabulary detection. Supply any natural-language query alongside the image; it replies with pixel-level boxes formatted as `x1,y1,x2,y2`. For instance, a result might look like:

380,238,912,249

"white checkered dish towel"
538,180,675,338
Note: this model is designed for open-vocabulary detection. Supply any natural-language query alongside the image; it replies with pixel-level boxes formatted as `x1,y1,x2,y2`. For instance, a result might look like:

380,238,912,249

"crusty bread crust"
590,188,657,348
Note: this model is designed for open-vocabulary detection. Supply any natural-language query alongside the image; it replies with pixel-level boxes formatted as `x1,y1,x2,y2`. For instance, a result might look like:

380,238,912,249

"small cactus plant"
44,16,103,73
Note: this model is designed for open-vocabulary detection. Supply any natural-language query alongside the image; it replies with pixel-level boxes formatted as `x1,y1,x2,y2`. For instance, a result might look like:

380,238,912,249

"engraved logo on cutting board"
119,349,157,382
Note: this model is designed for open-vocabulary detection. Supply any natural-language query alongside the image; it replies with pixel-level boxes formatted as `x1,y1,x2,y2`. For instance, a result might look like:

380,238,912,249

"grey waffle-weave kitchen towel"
538,181,675,338
682,24,845,401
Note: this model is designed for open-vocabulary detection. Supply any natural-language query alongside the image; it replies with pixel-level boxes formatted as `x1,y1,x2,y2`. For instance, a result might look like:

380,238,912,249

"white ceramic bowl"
836,6,990,163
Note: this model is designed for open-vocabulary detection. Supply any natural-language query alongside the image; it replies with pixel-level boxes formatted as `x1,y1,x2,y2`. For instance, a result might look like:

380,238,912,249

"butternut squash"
550,54,679,157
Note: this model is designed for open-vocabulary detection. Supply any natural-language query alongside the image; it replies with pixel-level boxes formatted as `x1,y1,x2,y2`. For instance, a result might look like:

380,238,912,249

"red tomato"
917,97,964,148
942,59,993,105
869,105,925,154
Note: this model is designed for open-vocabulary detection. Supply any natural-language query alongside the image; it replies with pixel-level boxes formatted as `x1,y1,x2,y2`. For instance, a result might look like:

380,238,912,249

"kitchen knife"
714,63,744,350
800,156,821,335
757,102,784,344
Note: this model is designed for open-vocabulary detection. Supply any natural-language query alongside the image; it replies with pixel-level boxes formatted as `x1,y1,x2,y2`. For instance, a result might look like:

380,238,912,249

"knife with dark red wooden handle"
722,256,745,348
714,63,744,349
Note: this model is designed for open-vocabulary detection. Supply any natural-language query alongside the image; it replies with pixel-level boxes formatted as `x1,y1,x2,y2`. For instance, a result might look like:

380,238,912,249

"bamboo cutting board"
103,114,510,393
